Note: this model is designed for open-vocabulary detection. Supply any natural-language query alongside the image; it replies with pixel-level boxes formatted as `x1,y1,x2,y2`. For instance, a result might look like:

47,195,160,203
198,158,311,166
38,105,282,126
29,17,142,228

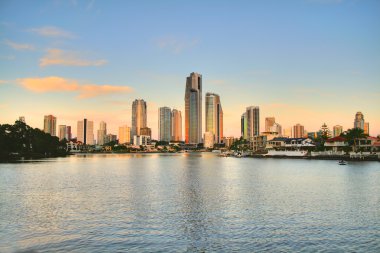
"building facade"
293,124,305,138
354,111,364,129
77,119,94,145
97,121,107,145
43,115,56,136
246,106,260,138
205,92,223,143
132,99,147,138
241,112,248,139
118,125,131,144
58,125,66,141
158,107,172,142
171,109,182,141
333,125,343,137
204,131,214,149
140,127,152,139
185,72,202,144
265,117,275,132
364,122,369,135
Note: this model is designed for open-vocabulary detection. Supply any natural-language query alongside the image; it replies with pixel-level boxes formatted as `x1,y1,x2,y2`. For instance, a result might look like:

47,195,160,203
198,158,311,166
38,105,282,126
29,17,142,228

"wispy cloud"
307,0,344,4
0,80,8,85
40,48,107,67
3,39,35,51
156,36,199,54
29,26,75,38
18,76,133,99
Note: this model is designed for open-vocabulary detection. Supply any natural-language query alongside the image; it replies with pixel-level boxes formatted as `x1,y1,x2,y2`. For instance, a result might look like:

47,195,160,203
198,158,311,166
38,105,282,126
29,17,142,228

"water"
0,153,379,252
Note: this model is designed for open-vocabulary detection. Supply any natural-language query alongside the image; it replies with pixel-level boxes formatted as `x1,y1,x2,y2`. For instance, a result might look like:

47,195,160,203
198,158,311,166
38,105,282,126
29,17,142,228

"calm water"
0,153,379,252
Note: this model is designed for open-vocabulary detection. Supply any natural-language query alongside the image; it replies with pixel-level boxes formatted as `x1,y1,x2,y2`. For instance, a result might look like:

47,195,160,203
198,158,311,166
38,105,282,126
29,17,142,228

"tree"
341,128,366,152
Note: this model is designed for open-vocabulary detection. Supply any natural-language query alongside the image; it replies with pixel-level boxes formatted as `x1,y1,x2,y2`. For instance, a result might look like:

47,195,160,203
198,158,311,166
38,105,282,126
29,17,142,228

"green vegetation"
0,120,67,160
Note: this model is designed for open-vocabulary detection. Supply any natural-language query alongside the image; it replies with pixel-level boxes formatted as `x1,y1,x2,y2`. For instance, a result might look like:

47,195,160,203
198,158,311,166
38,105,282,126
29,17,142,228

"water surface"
0,153,379,252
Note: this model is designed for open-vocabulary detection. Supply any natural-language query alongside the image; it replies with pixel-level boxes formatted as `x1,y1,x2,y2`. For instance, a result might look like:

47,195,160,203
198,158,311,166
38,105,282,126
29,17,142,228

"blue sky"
1,0,379,138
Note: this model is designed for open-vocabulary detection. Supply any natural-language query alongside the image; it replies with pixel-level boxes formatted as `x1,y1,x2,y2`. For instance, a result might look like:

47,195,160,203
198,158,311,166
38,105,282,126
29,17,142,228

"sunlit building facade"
159,107,172,142
118,125,131,144
354,112,364,130
97,121,107,145
58,125,66,141
246,106,260,138
204,131,214,148
205,92,223,143
132,99,147,139
333,125,343,137
241,112,248,139
265,117,275,132
185,72,202,144
364,122,369,135
43,115,56,136
293,123,305,138
77,118,94,145
171,109,182,141
140,127,152,139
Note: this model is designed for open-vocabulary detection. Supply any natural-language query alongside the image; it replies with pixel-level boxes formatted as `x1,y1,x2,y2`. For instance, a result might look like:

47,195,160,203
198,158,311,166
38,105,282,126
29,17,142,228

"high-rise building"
43,115,56,136
204,132,214,148
58,125,67,141
105,134,117,144
171,109,182,141
354,112,364,130
283,127,292,138
205,92,223,143
185,72,202,144
97,121,107,145
293,124,305,138
269,122,282,136
364,122,369,135
140,127,152,139
241,112,248,139
158,107,172,142
246,106,260,138
132,99,147,138
119,125,131,144
333,125,343,137
265,117,275,132
77,119,94,145
66,126,72,141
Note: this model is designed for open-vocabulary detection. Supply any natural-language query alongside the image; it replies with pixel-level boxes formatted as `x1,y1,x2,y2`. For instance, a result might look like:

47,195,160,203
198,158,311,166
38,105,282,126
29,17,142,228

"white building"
204,131,214,149
133,135,150,146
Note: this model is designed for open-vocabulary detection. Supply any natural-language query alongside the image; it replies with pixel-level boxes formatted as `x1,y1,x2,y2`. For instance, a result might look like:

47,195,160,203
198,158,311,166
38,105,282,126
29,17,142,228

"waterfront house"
324,136,348,152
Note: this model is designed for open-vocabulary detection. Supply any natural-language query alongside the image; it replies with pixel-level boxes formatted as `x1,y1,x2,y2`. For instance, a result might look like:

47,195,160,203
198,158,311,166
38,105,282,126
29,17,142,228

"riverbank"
250,154,380,161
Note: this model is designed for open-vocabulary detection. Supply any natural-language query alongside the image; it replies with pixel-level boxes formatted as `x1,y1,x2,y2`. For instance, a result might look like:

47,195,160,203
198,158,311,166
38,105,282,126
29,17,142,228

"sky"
0,0,379,139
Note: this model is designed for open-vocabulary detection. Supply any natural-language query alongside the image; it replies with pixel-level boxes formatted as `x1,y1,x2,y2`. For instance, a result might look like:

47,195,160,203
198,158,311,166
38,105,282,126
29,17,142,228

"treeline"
0,120,67,160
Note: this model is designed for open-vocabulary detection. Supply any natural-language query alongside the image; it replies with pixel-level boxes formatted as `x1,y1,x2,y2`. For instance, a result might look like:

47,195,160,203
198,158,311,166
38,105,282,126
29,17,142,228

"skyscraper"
241,112,248,139
66,126,72,141
333,125,343,137
185,72,202,144
171,109,182,141
97,121,107,145
43,115,56,136
158,107,172,142
77,119,94,145
205,92,223,143
265,117,275,132
364,122,369,135
132,99,147,138
293,123,305,138
58,125,67,141
140,127,152,139
354,112,364,129
118,125,131,144
246,106,260,138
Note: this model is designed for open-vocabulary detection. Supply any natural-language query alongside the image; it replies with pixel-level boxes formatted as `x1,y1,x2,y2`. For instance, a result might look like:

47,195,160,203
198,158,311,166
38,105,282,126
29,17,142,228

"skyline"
1,0,380,138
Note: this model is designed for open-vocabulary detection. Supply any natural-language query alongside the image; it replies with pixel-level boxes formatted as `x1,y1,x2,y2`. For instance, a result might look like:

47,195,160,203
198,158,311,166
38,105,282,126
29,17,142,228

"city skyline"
0,0,379,138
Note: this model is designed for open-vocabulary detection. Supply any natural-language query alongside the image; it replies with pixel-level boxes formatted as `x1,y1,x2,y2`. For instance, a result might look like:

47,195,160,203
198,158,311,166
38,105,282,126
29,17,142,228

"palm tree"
341,128,366,152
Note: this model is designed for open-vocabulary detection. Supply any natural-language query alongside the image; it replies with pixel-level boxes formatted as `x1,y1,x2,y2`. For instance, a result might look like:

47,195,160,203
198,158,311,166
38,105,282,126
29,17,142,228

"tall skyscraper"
58,125,67,141
333,125,343,137
66,126,72,141
293,123,305,138
77,119,94,145
265,117,275,132
364,122,369,135
97,121,107,145
118,125,131,144
171,109,182,141
158,107,172,142
354,112,364,129
205,92,223,143
246,106,260,138
43,115,56,136
185,72,202,144
241,112,248,139
132,99,147,138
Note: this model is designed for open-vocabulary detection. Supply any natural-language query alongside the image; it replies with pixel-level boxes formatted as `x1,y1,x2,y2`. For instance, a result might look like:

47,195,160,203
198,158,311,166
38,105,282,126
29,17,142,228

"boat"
338,160,347,165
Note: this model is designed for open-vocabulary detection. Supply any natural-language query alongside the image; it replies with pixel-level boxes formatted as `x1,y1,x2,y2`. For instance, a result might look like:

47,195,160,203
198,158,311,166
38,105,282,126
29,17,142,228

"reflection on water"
0,153,379,252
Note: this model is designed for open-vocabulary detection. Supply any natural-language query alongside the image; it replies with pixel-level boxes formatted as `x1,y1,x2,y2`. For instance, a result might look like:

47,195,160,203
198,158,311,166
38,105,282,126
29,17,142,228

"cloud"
4,39,35,50
0,80,8,85
156,36,199,54
307,0,343,3
18,76,133,99
208,79,226,86
40,48,107,67
29,26,75,38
